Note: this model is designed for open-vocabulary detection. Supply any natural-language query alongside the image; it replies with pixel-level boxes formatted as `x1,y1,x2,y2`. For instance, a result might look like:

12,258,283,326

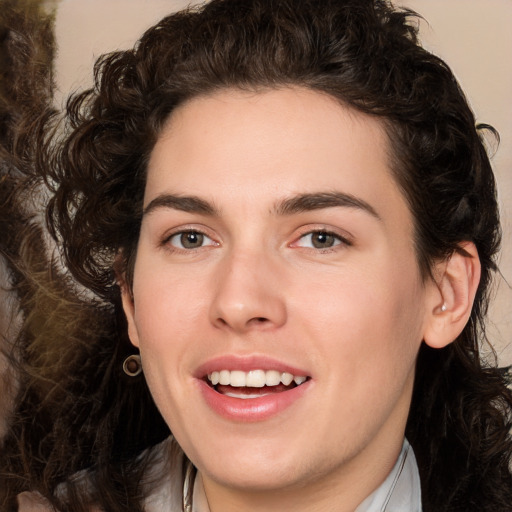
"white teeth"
225,391,271,399
246,369,266,387
219,370,230,385
280,372,294,386
207,369,307,388
230,370,247,387
265,370,281,386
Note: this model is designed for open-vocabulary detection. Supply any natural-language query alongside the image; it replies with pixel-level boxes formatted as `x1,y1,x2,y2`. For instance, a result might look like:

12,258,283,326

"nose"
209,249,287,333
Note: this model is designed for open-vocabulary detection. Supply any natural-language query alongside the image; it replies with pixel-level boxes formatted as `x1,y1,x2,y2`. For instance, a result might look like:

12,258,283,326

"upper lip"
194,354,310,379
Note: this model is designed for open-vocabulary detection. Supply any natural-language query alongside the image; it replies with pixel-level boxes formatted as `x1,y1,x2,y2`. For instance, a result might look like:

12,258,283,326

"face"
122,87,438,498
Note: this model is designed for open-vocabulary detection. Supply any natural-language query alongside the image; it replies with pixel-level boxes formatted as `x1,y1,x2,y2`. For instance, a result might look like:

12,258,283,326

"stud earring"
441,304,447,312
123,354,142,376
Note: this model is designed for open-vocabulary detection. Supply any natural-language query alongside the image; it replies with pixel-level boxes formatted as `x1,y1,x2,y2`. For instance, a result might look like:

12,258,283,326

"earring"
123,354,142,377
441,304,447,312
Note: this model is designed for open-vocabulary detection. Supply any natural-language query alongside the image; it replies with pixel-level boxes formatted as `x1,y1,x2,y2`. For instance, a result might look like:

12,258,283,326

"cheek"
290,257,425,377
132,258,207,339
130,274,202,428
130,259,216,406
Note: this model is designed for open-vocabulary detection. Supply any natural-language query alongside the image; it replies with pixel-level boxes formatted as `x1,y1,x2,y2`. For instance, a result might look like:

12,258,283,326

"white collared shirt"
354,439,422,512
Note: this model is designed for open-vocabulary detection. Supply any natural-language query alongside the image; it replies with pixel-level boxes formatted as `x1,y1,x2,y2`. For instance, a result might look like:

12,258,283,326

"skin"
122,87,446,512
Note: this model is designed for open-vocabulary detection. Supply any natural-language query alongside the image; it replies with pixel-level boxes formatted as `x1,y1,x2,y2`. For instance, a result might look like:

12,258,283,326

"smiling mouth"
206,369,309,399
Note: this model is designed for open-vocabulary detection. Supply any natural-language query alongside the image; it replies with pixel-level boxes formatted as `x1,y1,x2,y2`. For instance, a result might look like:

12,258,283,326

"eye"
294,230,347,249
167,230,216,249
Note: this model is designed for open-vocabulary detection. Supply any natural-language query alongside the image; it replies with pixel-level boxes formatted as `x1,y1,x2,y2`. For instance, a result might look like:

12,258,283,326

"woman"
8,0,512,510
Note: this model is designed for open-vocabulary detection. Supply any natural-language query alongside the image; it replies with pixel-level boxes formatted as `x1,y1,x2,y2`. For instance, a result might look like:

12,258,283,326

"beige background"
51,0,512,365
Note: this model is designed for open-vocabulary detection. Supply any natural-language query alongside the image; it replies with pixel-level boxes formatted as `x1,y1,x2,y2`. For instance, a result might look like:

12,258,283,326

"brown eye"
295,231,346,250
168,230,214,249
310,232,337,248
181,231,204,248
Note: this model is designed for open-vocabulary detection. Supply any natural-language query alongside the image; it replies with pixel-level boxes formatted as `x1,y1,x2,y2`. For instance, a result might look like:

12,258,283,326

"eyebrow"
275,192,381,219
143,191,380,220
143,194,218,216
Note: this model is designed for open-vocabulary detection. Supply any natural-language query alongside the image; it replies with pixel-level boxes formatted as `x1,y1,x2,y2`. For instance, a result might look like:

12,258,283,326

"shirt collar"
355,438,422,512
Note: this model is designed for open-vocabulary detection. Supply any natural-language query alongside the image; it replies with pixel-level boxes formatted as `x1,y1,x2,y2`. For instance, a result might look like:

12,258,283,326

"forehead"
145,87,410,228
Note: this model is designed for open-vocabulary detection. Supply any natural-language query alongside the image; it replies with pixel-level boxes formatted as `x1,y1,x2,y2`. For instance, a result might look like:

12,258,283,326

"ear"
117,270,141,349
423,242,481,349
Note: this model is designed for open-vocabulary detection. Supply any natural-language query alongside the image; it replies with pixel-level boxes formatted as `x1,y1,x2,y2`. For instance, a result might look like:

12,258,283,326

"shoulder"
17,438,184,512
143,436,187,512
17,492,53,512
17,491,102,512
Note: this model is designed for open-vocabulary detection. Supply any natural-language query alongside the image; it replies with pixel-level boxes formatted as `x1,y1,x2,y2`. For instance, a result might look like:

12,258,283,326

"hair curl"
14,0,512,510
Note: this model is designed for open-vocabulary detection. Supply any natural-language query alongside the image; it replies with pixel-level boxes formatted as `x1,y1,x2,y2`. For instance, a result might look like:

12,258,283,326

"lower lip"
198,379,311,422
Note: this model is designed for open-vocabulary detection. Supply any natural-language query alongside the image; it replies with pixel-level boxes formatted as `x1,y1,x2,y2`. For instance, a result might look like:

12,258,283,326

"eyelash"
161,227,352,253
163,229,217,251
292,229,352,252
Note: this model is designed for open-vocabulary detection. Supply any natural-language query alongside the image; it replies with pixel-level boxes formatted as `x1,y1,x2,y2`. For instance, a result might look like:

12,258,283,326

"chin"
204,461,307,492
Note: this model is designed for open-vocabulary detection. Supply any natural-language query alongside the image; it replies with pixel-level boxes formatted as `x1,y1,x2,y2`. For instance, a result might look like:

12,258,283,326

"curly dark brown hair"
5,0,512,511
